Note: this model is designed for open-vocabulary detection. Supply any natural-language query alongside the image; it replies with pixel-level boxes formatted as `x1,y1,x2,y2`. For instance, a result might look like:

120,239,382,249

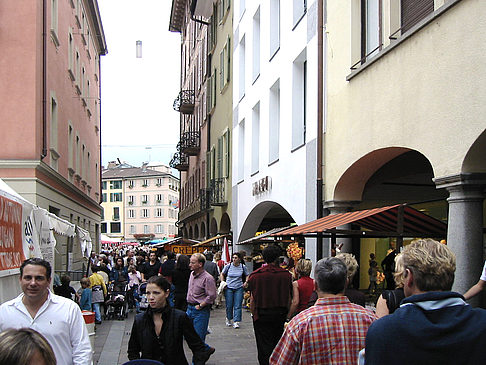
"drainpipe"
41,0,48,159
98,56,103,205
316,0,324,259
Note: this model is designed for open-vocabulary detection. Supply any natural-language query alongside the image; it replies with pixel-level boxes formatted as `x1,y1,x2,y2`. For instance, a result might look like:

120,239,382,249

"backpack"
223,263,247,282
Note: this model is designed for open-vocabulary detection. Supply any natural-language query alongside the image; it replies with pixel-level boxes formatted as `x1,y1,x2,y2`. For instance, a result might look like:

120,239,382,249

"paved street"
93,305,258,364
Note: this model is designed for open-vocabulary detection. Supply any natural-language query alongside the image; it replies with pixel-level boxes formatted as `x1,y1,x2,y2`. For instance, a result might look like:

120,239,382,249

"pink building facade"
0,0,107,270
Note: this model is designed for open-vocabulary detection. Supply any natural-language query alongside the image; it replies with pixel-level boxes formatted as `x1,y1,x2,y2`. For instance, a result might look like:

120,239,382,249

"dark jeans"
252,309,287,365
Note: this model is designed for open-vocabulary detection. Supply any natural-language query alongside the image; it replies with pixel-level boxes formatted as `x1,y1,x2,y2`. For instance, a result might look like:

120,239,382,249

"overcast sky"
98,0,181,168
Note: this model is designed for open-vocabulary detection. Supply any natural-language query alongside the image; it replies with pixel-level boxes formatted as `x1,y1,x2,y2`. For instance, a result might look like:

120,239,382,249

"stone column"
435,173,486,307
324,201,360,254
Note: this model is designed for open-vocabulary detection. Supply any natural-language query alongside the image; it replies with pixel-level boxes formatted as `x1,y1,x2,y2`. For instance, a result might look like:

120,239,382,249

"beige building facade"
102,163,180,242
325,0,486,298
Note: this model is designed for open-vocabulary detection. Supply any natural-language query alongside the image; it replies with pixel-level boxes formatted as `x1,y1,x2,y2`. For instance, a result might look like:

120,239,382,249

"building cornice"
0,159,102,213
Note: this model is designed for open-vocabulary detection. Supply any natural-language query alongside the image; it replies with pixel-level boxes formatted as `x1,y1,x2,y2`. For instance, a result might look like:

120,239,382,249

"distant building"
101,162,180,242
0,0,107,272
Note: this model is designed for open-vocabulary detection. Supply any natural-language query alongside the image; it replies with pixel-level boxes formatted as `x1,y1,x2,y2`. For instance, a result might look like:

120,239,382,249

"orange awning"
273,204,447,238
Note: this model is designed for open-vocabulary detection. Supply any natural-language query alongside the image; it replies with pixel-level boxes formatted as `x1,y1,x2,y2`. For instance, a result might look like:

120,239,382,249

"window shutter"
401,0,434,33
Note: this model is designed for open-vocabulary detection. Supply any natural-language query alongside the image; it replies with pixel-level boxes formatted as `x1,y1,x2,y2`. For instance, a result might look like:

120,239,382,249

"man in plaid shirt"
270,257,376,365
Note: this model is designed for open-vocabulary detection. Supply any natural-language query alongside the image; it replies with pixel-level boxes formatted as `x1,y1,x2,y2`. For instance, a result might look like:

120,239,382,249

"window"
400,0,434,33
292,51,307,150
68,29,75,79
102,193,107,202
128,195,135,205
252,8,260,82
50,0,59,46
220,37,231,92
113,207,120,221
293,0,307,27
238,119,245,182
252,102,260,174
361,0,382,61
156,178,163,186
142,179,149,187
50,95,58,152
156,194,163,204
128,209,135,218
155,208,164,218
110,180,122,189
222,130,230,178
270,0,280,58
239,0,245,19
110,222,121,233
141,195,149,204
110,193,122,202
142,209,149,218
156,224,164,234
75,50,80,92
269,79,280,163
128,180,135,188
101,222,107,233
143,225,149,234
239,36,245,99
102,181,107,190
130,225,136,234
218,0,230,23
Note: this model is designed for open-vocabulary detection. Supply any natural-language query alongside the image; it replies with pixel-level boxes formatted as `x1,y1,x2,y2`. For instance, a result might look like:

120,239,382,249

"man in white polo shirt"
0,258,92,365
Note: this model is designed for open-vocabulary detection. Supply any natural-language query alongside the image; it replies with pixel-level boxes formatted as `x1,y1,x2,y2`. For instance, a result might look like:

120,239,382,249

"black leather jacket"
128,306,207,364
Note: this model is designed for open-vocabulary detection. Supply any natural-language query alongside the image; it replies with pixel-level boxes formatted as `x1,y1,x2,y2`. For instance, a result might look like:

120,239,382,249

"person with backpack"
220,252,249,329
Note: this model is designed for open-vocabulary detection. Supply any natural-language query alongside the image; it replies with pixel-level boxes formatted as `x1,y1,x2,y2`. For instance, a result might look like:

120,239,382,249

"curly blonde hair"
336,253,358,280
402,238,455,291
393,254,405,288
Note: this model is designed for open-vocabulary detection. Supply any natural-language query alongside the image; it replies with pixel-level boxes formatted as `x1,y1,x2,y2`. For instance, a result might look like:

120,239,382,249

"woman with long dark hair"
127,276,215,364
172,254,191,311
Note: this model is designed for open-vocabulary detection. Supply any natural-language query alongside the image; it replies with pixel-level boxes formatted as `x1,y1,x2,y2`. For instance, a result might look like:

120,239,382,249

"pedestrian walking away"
248,245,293,365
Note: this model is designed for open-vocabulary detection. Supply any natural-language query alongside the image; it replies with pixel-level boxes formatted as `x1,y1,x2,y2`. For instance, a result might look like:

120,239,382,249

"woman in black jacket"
127,276,215,364
171,254,191,311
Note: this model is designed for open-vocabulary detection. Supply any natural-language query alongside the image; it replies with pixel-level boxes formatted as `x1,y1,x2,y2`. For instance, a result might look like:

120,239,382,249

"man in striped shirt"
270,257,376,365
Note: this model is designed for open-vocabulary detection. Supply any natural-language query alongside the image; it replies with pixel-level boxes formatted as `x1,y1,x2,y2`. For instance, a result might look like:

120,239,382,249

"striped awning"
273,204,447,237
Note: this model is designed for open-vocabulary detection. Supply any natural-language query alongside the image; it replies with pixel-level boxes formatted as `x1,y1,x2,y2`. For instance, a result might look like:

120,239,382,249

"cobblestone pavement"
93,305,258,364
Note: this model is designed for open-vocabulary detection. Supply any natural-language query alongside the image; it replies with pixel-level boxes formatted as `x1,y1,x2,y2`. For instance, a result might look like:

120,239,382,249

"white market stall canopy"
0,178,92,276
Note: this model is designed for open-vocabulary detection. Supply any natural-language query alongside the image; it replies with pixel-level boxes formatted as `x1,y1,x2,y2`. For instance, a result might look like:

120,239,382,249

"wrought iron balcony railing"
200,188,211,211
169,152,189,171
180,131,200,155
173,90,195,114
210,178,227,206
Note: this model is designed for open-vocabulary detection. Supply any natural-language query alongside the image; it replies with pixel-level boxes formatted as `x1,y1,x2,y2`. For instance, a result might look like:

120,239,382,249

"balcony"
173,90,195,114
180,131,200,155
210,178,227,206
169,152,189,171
200,188,211,211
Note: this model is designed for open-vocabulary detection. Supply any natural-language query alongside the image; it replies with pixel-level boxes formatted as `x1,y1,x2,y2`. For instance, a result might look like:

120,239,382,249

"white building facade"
232,0,321,261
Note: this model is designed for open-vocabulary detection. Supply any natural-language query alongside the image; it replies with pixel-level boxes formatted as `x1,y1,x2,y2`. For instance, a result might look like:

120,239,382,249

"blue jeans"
186,304,211,348
225,287,244,322
93,302,102,322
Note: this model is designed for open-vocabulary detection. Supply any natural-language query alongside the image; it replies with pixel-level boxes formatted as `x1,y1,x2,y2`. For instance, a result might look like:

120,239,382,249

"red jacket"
248,264,293,320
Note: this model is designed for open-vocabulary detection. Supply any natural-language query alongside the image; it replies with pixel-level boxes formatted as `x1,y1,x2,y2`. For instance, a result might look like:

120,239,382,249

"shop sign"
252,176,272,196
169,244,209,255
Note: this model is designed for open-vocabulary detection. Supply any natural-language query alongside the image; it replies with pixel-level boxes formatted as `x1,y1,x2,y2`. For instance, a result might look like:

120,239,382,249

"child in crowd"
79,277,92,311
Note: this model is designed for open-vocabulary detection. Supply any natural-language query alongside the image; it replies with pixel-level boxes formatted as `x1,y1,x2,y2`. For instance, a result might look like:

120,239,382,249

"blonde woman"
287,259,314,319
375,253,406,318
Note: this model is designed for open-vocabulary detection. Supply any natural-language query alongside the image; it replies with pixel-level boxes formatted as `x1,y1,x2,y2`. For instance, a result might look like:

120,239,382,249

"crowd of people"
3,238,486,364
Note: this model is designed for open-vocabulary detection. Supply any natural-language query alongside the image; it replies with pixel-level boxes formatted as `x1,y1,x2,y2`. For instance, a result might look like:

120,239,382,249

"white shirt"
480,260,486,281
0,290,92,365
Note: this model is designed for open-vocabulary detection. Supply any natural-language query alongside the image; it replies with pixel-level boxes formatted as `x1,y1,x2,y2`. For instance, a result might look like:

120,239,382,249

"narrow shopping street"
93,305,257,364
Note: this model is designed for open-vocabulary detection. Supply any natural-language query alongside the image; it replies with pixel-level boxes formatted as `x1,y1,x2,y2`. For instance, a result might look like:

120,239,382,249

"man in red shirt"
270,257,376,365
248,245,293,365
